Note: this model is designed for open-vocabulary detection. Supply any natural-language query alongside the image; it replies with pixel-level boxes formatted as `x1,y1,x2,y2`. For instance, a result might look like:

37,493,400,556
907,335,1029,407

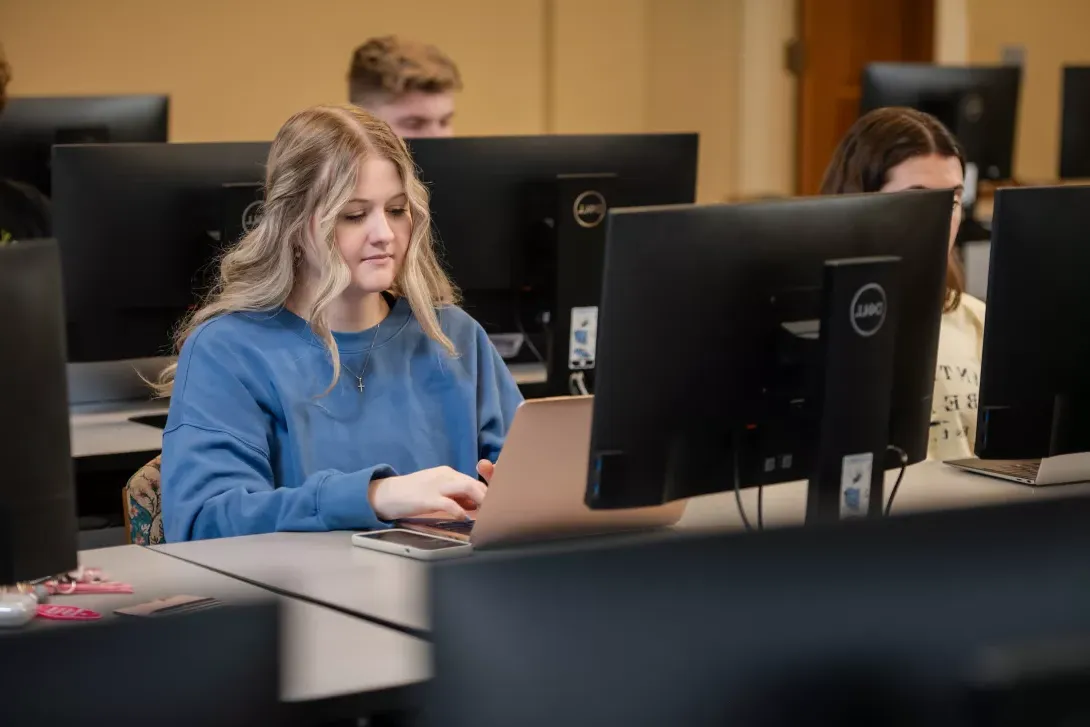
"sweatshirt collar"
270,294,413,354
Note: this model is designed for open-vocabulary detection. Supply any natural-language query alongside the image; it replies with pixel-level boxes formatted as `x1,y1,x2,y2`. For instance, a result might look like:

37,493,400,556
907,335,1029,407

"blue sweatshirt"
161,298,523,542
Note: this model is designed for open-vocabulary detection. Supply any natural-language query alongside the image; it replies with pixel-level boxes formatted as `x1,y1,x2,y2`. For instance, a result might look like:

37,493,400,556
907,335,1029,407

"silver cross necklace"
343,314,384,394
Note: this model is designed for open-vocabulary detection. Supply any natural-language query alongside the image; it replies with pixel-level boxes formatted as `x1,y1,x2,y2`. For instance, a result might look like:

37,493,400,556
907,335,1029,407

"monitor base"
807,256,902,525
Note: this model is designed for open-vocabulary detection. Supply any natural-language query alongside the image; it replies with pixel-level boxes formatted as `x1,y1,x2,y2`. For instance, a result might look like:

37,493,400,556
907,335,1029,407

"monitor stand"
1034,395,1090,484
1035,452,1090,486
806,256,902,525
957,213,991,244
534,172,618,398
957,163,990,245
979,393,1090,463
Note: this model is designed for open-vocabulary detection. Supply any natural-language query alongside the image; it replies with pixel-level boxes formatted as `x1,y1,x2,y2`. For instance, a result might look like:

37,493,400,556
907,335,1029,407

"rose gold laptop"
399,396,686,549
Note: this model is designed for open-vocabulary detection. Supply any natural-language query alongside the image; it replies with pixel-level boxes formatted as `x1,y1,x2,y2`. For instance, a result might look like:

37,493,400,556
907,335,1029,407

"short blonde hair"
348,36,462,106
154,104,458,396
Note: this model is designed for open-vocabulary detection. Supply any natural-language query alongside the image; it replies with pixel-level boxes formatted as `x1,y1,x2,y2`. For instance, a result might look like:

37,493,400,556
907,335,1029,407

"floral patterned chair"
123,455,164,545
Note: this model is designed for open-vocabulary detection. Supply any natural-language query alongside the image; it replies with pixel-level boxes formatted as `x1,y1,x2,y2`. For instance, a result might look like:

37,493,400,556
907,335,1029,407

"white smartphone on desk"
351,529,472,560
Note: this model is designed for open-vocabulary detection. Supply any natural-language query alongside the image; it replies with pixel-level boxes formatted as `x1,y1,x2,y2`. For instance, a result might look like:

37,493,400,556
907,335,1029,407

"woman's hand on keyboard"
368,467,487,522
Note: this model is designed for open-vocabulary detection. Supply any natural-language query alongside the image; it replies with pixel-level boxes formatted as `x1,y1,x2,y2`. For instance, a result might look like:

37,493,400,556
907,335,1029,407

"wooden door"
795,0,935,195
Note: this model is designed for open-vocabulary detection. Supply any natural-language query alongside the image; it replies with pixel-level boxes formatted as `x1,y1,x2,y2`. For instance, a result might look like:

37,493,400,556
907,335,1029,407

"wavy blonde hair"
153,104,457,396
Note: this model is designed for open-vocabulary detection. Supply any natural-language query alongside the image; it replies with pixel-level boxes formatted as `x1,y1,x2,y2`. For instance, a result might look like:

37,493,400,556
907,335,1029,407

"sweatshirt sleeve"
161,324,395,542
474,326,524,463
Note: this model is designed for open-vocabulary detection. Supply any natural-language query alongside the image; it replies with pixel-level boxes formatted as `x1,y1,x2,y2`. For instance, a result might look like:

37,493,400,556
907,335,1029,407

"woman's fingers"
439,474,487,507
427,495,469,521
476,459,495,483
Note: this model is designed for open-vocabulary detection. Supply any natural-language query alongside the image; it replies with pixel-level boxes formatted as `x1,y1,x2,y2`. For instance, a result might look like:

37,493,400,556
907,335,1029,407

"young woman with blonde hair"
821,106,985,462
159,104,521,542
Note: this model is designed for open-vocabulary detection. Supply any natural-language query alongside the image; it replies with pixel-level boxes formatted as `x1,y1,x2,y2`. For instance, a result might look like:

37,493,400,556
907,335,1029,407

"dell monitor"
975,185,1090,462
861,64,1021,182
586,192,953,518
407,134,699,396
427,494,1090,727
0,240,78,585
51,142,270,363
0,95,169,197
861,64,1021,244
1059,67,1090,179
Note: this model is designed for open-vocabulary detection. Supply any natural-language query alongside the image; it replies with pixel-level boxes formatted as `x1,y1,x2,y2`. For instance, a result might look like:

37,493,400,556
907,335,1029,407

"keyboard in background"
129,413,169,429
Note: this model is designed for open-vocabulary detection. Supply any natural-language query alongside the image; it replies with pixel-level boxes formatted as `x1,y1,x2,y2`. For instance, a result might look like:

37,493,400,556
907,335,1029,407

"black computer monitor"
1059,67,1090,179
861,64,1021,182
51,142,270,363
426,495,1090,727
976,185,1090,460
0,601,282,726
586,192,952,512
407,134,699,395
0,95,169,197
0,240,78,584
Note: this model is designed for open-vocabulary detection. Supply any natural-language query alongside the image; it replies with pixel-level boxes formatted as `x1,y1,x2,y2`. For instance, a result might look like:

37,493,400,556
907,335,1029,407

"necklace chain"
343,314,385,394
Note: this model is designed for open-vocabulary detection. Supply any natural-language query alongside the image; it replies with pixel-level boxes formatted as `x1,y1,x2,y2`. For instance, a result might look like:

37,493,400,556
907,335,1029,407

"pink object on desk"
44,581,134,595
36,605,101,621
43,565,133,595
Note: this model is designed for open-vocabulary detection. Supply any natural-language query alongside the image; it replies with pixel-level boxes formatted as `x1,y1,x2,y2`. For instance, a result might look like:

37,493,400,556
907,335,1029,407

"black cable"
884,444,909,517
732,443,754,532
512,295,546,364
514,314,546,364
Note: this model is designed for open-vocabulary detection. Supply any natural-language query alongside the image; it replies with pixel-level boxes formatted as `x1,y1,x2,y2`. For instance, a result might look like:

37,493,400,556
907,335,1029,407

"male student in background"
347,36,461,139
0,43,50,245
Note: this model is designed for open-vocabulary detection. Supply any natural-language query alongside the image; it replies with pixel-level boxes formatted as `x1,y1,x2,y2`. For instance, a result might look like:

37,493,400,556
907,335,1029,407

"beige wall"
966,0,1090,180
550,0,742,202
5,1,1090,195
549,0,648,135
645,0,743,203
1,0,741,200
0,0,547,140
935,0,969,64
734,0,795,198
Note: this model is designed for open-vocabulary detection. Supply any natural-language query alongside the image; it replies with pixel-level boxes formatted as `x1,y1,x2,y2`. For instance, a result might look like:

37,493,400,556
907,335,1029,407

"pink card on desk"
45,581,133,595
36,604,101,621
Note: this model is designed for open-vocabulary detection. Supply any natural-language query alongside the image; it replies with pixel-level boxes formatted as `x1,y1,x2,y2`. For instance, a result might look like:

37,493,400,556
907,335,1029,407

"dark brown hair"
820,107,967,312
0,43,11,116
347,36,462,107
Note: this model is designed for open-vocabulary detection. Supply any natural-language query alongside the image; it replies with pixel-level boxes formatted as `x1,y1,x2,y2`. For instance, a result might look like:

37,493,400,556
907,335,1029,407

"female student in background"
157,104,522,542
820,106,985,462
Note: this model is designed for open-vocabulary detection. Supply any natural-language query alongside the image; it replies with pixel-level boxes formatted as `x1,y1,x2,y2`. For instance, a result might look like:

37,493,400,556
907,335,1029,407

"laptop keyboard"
427,520,475,535
976,460,1041,480
951,459,1041,481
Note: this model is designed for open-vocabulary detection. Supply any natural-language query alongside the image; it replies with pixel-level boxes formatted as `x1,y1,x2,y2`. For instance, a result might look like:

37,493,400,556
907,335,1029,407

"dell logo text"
241,200,264,234
573,190,607,228
849,283,887,337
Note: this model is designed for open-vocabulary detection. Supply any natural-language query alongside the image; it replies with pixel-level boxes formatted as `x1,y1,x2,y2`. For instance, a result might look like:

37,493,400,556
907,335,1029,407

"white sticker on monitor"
568,306,598,370
963,162,979,207
839,452,873,519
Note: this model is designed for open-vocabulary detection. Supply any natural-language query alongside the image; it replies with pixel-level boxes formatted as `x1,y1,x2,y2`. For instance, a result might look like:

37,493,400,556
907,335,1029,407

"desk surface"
155,460,1090,634
49,545,429,706
70,401,169,458
69,362,548,459
156,530,433,634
